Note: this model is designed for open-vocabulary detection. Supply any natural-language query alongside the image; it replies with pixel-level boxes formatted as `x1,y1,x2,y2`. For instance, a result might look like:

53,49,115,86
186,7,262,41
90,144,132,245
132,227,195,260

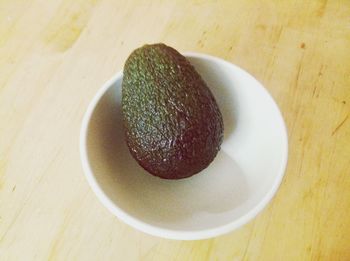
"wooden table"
1,0,349,260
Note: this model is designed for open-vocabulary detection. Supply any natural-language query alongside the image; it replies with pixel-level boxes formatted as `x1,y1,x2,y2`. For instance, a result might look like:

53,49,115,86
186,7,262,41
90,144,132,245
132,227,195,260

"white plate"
80,53,288,240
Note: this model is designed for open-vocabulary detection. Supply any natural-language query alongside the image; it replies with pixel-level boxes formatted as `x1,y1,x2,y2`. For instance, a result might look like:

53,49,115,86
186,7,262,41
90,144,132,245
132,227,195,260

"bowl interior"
84,54,287,235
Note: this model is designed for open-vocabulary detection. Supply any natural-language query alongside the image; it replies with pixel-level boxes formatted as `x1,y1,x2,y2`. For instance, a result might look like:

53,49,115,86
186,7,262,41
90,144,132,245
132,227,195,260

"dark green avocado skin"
122,43,223,179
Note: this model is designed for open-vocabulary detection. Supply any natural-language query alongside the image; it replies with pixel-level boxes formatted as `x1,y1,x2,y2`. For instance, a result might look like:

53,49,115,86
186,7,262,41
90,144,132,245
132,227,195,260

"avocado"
122,43,223,179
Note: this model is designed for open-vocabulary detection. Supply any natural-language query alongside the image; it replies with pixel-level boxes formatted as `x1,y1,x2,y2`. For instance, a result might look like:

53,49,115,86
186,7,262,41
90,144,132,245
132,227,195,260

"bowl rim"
79,52,289,240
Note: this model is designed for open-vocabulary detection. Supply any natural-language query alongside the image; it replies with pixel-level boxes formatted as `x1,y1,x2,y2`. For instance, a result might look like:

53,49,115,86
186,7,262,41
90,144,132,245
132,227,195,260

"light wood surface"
1,0,349,260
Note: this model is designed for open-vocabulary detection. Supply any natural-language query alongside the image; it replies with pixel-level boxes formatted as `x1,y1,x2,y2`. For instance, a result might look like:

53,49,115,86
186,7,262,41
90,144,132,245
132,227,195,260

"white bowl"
80,53,288,240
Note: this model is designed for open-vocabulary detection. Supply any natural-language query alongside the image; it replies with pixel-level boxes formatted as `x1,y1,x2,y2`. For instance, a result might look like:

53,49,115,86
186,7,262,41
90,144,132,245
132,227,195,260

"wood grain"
0,0,349,260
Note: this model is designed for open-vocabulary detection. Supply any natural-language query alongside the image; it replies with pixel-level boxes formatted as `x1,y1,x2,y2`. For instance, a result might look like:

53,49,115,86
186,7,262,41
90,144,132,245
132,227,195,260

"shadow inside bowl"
86,77,249,231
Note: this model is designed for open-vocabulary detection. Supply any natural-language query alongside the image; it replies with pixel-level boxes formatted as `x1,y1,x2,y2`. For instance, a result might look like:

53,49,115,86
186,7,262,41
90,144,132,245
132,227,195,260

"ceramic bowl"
80,53,288,240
